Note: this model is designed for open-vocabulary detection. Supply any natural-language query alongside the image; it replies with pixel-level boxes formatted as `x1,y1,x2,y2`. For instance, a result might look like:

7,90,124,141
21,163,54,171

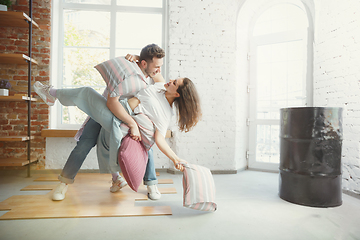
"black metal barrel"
279,107,343,207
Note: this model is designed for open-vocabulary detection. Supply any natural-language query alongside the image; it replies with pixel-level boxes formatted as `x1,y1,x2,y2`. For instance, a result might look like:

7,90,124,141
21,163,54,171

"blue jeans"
57,88,157,185
144,148,157,186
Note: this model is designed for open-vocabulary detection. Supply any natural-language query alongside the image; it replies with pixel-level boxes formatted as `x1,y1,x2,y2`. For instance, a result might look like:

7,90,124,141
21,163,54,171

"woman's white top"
134,82,173,137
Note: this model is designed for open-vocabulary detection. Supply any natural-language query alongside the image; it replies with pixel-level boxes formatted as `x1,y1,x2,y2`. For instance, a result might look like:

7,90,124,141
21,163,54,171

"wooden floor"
0,173,176,220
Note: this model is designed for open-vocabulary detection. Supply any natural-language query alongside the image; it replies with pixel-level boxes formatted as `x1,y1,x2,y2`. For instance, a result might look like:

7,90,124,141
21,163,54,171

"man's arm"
106,94,141,141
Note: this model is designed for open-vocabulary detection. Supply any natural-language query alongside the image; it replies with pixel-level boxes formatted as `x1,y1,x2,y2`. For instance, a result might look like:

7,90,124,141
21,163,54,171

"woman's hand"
125,54,139,62
173,159,187,172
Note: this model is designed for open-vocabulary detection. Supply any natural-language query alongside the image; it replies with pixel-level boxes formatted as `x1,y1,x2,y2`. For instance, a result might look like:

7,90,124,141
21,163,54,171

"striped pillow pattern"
94,57,147,98
182,163,217,211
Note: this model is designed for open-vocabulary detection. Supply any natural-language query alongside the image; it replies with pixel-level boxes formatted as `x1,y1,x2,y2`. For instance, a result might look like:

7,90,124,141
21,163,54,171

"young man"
35,44,165,201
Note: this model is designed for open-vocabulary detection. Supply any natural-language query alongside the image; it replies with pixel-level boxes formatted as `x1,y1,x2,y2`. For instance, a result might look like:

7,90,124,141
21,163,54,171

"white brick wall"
165,0,244,171
314,0,360,194
45,137,98,170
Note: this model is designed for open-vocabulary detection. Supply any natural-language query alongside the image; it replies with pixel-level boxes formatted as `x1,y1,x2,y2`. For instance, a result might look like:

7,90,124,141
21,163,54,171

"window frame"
50,0,168,129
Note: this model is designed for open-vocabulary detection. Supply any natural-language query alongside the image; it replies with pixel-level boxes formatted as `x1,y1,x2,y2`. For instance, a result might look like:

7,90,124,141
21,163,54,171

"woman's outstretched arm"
154,129,185,171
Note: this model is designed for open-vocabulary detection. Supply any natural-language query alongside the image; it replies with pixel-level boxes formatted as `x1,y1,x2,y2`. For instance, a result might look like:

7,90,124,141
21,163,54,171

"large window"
51,0,166,128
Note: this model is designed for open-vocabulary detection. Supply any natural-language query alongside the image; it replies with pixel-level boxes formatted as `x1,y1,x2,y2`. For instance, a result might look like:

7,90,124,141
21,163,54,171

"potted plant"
0,0,12,11
0,79,11,96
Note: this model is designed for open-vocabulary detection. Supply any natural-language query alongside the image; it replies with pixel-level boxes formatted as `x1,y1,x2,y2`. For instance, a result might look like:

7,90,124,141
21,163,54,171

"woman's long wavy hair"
173,78,202,132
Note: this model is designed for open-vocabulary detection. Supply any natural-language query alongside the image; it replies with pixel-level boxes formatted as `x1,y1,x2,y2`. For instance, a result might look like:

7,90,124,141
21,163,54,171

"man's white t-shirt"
134,82,173,137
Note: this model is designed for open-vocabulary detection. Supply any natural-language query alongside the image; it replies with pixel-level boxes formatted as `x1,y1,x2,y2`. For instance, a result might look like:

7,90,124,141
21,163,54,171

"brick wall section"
0,0,51,169
314,0,360,194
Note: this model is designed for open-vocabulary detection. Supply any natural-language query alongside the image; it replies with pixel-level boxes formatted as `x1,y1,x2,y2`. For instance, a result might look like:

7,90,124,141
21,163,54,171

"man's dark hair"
139,44,165,62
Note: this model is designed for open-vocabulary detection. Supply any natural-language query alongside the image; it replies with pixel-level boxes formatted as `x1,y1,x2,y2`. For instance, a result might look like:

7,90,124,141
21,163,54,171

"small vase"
0,89,9,96
0,4,7,11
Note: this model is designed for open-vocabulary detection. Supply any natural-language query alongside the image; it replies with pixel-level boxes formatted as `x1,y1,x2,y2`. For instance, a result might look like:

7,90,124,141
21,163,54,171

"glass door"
248,38,307,171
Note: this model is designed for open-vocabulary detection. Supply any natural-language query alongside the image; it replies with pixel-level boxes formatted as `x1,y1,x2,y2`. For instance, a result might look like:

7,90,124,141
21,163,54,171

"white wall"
45,137,98,169
313,0,360,194
166,0,246,171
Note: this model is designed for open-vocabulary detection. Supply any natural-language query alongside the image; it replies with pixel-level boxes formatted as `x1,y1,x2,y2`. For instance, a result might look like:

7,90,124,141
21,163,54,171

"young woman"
34,74,201,174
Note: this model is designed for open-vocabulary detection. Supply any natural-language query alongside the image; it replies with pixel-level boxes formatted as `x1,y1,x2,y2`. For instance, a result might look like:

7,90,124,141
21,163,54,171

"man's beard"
144,67,154,78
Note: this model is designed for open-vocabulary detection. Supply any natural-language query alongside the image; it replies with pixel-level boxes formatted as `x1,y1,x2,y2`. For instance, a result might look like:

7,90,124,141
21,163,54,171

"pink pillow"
118,134,148,192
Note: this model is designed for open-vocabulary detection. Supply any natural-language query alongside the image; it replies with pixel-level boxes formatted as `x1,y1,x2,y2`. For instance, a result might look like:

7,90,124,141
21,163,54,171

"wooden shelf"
0,136,34,142
1,5,37,177
0,11,39,28
0,53,38,65
0,157,37,166
41,129,78,138
0,95,37,102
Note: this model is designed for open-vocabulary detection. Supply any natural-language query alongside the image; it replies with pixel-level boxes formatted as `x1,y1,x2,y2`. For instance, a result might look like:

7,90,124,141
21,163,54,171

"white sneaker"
110,176,128,193
147,185,161,200
33,81,56,106
52,182,68,201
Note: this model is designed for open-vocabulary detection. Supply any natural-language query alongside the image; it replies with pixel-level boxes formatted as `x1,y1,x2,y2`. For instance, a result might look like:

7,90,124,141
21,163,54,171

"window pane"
62,106,87,125
117,0,162,8
115,48,142,57
57,0,165,127
256,125,280,163
253,3,308,36
63,48,109,87
64,0,111,4
256,40,305,119
64,10,110,47
61,47,108,125
116,13,162,49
